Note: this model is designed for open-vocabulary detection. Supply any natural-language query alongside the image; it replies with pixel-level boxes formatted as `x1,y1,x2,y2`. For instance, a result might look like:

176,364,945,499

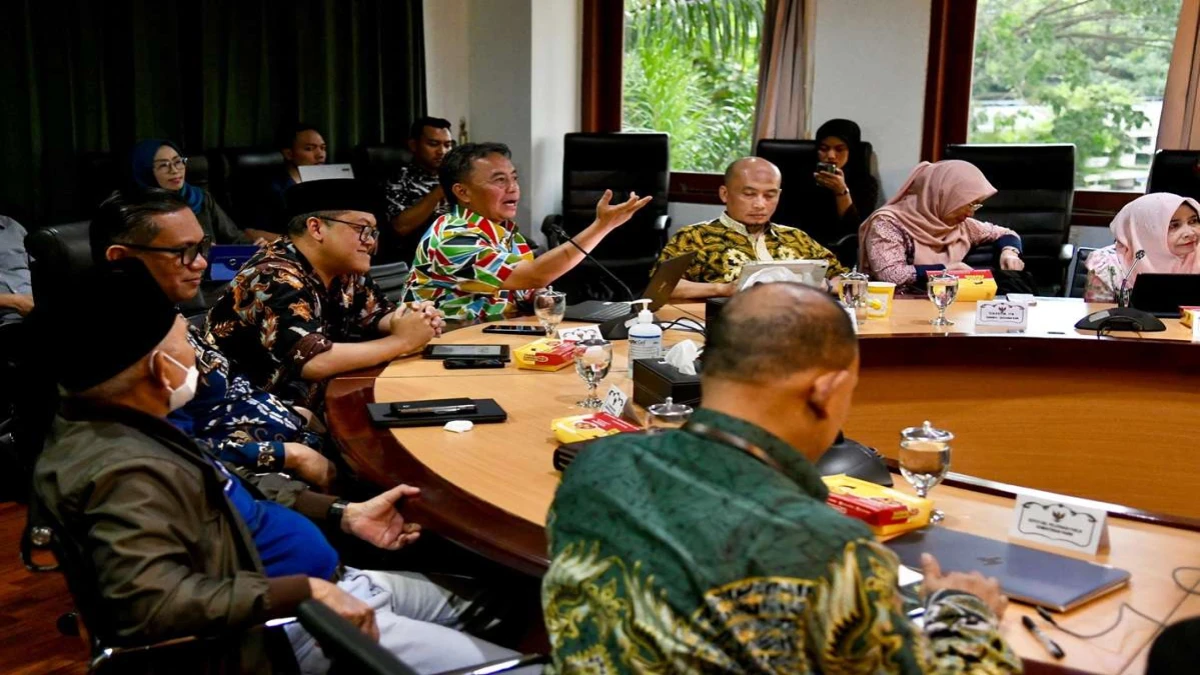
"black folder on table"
887,527,1130,612
367,398,508,428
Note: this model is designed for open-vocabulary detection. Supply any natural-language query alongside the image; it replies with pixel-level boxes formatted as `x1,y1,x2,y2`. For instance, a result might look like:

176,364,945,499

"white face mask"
159,351,199,411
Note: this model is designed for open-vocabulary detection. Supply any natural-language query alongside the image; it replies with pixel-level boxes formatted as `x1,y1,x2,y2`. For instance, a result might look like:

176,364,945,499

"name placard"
1009,492,1110,555
558,325,603,342
976,300,1028,331
601,384,629,418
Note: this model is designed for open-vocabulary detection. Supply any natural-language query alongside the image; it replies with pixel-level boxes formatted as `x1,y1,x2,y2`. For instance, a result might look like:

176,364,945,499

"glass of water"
927,272,959,326
534,288,567,337
838,269,870,325
573,339,613,409
899,420,954,524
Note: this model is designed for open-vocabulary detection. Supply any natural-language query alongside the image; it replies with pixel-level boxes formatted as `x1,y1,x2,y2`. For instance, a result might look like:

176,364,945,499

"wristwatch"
256,446,277,471
327,499,350,531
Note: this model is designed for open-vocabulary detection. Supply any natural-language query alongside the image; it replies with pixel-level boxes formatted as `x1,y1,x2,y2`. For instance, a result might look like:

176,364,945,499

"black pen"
1022,615,1065,660
395,404,477,415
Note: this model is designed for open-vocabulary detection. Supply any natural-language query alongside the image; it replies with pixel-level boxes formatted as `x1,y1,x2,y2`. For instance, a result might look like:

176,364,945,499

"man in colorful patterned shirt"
378,116,455,264
655,157,848,300
404,142,651,323
543,282,1019,674
208,180,444,408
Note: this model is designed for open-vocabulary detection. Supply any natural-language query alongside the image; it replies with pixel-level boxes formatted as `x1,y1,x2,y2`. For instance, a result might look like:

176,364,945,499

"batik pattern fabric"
167,325,323,471
653,212,848,284
402,206,534,322
382,163,448,219
206,238,397,408
542,408,1021,674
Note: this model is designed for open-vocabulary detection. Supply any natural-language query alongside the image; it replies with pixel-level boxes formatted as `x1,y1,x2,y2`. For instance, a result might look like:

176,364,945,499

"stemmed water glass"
534,288,567,337
927,272,960,326
572,339,613,409
899,421,954,524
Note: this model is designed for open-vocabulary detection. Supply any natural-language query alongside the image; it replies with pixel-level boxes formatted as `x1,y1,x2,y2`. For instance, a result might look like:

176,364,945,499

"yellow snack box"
1180,307,1200,328
822,474,932,538
514,338,576,371
551,412,642,444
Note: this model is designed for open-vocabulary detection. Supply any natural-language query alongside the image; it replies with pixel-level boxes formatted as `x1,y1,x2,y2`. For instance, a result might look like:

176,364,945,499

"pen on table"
1022,615,1065,660
397,404,477,415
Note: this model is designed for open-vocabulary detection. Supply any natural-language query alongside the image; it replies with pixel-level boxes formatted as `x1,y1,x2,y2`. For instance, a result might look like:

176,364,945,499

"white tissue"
443,420,474,433
664,339,700,375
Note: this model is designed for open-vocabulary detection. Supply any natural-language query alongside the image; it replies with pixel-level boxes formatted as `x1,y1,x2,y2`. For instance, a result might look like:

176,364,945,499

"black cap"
34,258,179,393
284,179,381,219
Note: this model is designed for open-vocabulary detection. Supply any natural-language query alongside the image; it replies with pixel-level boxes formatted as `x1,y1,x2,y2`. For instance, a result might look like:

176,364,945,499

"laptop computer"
1129,273,1200,317
737,259,830,291
887,527,1130,612
563,252,697,323
298,164,355,182
207,245,259,282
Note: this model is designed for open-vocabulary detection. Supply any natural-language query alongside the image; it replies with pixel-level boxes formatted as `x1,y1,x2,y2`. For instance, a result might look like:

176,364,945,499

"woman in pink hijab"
859,160,1025,288
1084,193,1200,302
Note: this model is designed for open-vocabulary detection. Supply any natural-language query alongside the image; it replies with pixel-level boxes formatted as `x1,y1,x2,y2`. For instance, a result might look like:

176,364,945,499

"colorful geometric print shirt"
206,238,397,408
653,212,848,284
543,408,1021,674
402,206,535,322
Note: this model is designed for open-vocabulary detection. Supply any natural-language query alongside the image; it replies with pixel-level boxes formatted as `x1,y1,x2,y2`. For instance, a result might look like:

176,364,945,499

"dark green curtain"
0,0,426,225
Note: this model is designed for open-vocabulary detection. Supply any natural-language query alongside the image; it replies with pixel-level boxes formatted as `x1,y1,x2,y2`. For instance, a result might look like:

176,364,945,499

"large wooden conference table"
327,298,1200,675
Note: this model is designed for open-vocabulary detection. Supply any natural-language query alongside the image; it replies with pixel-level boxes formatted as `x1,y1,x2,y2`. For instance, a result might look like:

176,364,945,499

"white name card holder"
601,384,629,418
975,300,1029,333
1009,491,1110,555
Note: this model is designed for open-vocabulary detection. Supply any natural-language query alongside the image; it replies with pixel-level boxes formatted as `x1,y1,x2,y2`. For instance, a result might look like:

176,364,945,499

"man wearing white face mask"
32,259,537,674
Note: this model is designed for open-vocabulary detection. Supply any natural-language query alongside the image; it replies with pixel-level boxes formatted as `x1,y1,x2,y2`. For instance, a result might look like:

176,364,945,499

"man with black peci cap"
207,179,444,408
33,259,531,673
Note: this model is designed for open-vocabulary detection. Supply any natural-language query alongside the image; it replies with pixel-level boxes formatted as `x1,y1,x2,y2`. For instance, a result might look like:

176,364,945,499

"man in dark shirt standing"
379,116,455,264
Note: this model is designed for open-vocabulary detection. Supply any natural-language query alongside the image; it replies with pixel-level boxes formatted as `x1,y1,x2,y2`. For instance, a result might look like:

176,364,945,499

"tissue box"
823,474,932,537
632,358,701,408
705,297,729,326
551,412,641,444
513,338,575,371
936,269,997,302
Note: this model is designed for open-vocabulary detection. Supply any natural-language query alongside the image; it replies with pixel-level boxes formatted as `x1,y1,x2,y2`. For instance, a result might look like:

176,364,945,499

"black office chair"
942,144,1076,295
26,221,96,306
542,133,671,302
22,493,300,674
1064,246,1097,298
217,147,288,227
369,262,411,303
351,144,415,187
296,600,547,675
755,138,881,266
1146,150,1200,201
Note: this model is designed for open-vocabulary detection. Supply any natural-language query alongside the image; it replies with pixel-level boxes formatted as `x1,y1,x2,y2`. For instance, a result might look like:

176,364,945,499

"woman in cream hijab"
1084,193,1200,303
859,160,1025,289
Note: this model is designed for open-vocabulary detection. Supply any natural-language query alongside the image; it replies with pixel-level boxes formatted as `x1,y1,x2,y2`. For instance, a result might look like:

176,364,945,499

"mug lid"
900,420,954,442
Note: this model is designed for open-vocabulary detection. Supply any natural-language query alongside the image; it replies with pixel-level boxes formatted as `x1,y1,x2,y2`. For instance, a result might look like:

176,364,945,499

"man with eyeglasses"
207,179,443,408
91,188,337,487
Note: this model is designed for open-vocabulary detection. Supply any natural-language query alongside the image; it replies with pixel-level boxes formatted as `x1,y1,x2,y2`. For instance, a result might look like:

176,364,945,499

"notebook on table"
563,252,697,323
887,527,1130,612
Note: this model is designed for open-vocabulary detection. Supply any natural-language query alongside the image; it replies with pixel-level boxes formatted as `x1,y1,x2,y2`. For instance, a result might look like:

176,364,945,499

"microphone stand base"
1074,307,1166,332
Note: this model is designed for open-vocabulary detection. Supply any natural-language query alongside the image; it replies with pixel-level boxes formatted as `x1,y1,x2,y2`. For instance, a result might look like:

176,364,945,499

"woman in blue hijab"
130,139,249,244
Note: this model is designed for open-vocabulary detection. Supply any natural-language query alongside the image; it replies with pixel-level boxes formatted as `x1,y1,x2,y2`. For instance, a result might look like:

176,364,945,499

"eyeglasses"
321,216,380,244
122,237,212,266
153,157,188,173
967,202,985,214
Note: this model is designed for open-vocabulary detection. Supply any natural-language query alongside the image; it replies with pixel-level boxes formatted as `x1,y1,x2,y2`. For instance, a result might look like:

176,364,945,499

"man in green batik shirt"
542,283,1020,674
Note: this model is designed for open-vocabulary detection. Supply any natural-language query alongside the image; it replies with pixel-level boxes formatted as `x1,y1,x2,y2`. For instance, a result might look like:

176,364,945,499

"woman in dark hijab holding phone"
800,119,880,249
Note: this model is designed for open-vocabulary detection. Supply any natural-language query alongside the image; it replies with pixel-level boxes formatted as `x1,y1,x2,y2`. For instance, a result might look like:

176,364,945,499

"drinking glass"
534,289,567,336
573,339,613,408
899,421,954,524
838,271,869,324
927,273,959,326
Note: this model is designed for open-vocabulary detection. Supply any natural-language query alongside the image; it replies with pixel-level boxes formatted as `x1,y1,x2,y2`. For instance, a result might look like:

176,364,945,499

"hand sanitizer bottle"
627,299,663,376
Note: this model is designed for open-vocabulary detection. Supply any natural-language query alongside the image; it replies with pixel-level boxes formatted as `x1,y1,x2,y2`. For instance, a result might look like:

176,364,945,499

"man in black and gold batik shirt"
543,283,1019,674
654,157,848,301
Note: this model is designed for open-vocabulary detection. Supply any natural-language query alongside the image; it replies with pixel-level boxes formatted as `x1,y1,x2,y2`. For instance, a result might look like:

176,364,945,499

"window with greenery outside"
622,0,764,173
969,0,1183,191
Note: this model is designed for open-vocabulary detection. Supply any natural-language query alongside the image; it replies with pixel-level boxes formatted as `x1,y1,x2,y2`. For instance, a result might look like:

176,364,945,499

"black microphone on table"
1074,248,1165,333
548,222,635,302
1115,249,1146,309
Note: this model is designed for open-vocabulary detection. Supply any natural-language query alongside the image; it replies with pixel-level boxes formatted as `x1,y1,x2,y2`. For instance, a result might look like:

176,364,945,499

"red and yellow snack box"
551,412,641,444
514,338,576,371
823,474,932,538
935,268,997,302
1180,306,1200,328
